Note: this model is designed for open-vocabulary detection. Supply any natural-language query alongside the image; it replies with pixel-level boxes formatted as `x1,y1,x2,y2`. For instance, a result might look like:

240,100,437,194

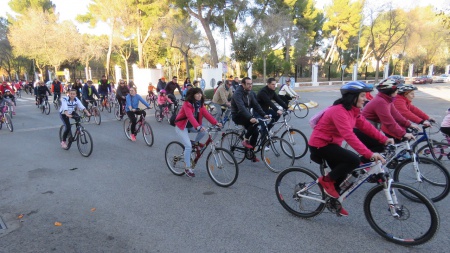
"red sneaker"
241,140,253,149
252,157,260,162
130,134,136,142
339,206,349,217
318,176,340,199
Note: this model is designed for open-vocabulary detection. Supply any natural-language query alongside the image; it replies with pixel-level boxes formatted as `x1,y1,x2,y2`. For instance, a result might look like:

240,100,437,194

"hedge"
204,85,266,100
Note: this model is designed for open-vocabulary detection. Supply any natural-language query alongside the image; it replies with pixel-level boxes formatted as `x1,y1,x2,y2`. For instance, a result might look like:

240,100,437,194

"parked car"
434,76,445,83
440,74,450,83
412,75,433,84
387,75,405,84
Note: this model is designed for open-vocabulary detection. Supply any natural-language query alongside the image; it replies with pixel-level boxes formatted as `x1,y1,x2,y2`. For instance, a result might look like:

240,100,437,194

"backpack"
309,106,331,129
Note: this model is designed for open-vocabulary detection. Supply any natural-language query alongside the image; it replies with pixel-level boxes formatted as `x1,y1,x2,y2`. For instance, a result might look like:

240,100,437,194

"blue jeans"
175,126,206,168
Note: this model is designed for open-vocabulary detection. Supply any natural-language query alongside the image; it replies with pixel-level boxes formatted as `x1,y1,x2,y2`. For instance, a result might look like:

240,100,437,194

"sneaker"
317,176,340,199
12,111,16,115
185,168,195,177
61,141,67,149
130,134,136,142
241,140,253,149
252,157,260,162
264,145,270,151
157,117,162,122
339,206,349,217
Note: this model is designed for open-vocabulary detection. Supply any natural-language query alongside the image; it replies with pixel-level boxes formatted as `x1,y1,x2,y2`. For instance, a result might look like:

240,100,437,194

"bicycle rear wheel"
4,114,13,132
220,132,246,164
275,167,325,218
165,141,186,176
281,128,308,159
44,101,51,115
393,157,450,202
123,118,131,140
364,182,439,246
262,137,295,173
293,103,309,118
77,129,93,157
92,107,101,125
142,122,154,146
206,148,239,187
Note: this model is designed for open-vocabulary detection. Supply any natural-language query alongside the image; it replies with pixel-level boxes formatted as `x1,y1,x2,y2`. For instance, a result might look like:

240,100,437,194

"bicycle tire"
293,103,309,118
0,116,2,129
114,104,121,120
123,118,131,140
281,129,308,159
393,157,450,202
206,147,239,187
44,101,50,115
261,137,295,173
106,100,112,113
53,101,59,110
77,129,93,157
364,182,439,246
165,141,186,176
142,122,154,146
220,131,246,164
97,99,103,111
92,107,101,125
417,141,448,161
154,109,161,121
413,139,441,160
7,106,13,118
275,167,326,218
5,114,13,132
166,110,172,124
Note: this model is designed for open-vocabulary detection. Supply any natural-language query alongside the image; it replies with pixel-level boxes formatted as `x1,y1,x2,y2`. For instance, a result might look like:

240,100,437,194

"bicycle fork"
382,179,401,218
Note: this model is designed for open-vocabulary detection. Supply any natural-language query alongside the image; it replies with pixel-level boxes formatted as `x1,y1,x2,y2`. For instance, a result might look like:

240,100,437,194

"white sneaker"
265,146,270,151
61,141,68,149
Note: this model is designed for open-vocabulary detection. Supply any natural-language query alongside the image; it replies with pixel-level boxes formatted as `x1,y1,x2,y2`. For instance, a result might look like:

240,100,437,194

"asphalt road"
0,84,449,252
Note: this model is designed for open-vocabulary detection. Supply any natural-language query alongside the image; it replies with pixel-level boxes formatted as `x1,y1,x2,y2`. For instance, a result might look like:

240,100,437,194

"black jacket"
37,85,51,96
165,81,182,95
156,79,166,92
231,85,266,120
256,86,288,112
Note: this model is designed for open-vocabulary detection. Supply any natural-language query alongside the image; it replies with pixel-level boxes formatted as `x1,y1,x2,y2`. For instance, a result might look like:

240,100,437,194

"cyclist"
358,79,417,151
0,81,14,95
183,77,191,98
393,83,434,126
211,79,232,123
81,80,100,108
116,80,129,119
59,89,91,149
98,75,111,105
278,78,299,105
231,77,269,162
148,82,155,98
156,89,173,122
440,108,450,136
51,79,63,105
72,79,83,99
256,77,289,135
126,87,151,141
0,89,16,115
165,76,182,107
231,76,240,92
174,87,222,177
156,77,166,92
309,82,393,216
36,81,52,106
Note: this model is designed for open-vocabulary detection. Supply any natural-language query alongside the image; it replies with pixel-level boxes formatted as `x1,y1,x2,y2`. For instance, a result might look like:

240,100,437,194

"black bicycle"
59,115,93,157
123,108,154,146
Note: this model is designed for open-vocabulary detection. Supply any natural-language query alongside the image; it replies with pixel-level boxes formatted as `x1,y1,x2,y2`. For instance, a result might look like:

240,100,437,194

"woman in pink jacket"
393,84,433,127
309,82,393,217
174,88,222,177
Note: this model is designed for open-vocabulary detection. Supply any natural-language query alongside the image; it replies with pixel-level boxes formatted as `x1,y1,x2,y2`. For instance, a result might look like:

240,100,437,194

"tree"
79,34,107,79
8,0,55,14
0,17,14,79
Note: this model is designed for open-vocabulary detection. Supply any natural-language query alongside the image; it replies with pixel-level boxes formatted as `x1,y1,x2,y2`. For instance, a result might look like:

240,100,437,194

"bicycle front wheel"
44,101,51,115
417,141,449,161
393,157,450,202
114,104,121,120
92,107,101,125
364,182,439,246
275,167,326,218
262,137,295,173
123,118,131,140
293,103,309,118
206,147,239,187
142,122,154,146
5,114,13,132
281,129,308,159
77,129,93,157
105,100,111,113
220,131,246,164
165,141,186,176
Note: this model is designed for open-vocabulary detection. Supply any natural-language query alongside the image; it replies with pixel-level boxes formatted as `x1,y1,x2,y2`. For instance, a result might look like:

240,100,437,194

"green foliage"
204,85,265,100
8,0,54,14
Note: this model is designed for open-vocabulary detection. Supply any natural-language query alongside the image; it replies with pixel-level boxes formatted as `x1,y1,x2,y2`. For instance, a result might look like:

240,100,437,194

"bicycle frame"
271,111,292,136
191,128,220,167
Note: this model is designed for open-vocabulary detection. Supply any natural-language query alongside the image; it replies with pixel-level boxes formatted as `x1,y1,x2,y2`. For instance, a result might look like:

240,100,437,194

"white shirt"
60,96,85,114
278,84,298,97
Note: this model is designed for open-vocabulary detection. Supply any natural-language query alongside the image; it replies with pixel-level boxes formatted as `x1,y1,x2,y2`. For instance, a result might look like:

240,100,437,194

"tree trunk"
183,52,190,78
105,21,115,78
374,59,380,82
200,19,219,67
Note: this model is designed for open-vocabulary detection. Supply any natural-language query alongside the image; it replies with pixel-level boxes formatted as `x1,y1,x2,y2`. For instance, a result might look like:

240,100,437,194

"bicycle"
220,117,295,173
287,96,309,119
59,115,93,157
114,100,126,121
53,98,61,110
275,155,440,246
155,101,172,123
16,88,21,98
146,93,157,109
123,108,154,146
38,95,51,115
0,105,13,132
2,101,14,119
271,110,308,159
82,100,101,125
98,94,112,113
339,135,449,202
165,126,239,187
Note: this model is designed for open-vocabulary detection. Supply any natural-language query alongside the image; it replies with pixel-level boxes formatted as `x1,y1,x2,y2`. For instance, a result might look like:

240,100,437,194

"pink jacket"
362,92,411,139
309,105,388,159
157,95,172,105
175,102,217,130
441,111,450,128
393,95,429,124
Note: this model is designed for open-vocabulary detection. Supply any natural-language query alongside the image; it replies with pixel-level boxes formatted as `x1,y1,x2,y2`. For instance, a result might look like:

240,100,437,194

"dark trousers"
232,115,259,147
255,109,279,138
279,95,291,105
309,144,360,184
53,92,61,102
440,127,450,137
60,112,79,142
353,128,386,153
118,98,126,116
126,110,146,134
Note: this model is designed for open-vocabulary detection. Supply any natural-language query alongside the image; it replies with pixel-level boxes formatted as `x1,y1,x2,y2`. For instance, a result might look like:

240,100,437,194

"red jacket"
0,84,13,95
393,95,429,124
309,105,387,159
362,92,411,139
175,101,218,130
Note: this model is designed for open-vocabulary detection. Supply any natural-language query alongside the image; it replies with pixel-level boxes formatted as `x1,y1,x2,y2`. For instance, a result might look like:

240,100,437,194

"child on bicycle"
440,108,450,137
156,89,173,122
148,82,155,97
1,89,16,115
126,87,151,141
60,89,91,149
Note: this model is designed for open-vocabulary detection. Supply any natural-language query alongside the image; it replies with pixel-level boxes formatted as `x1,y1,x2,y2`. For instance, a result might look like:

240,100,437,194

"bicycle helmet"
160,89,166,94
5,89,10,92
375,78,398,92
397,83,417,94
340,81,372,95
